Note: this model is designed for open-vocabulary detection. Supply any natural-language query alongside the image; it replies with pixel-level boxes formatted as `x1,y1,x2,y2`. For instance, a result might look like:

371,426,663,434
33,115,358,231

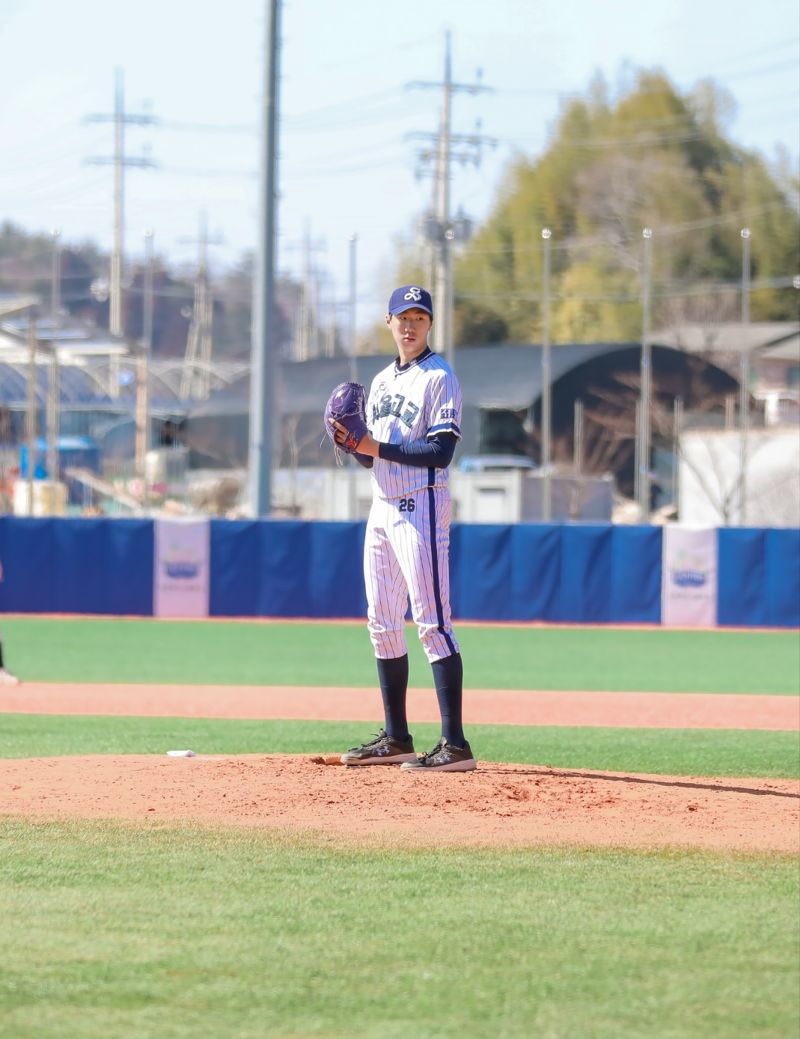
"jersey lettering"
367,351,462,501
372,392,420,430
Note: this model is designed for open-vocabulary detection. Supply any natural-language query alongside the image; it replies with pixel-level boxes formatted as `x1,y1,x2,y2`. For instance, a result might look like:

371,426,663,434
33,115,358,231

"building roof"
271,342,639,414
651,322,799,357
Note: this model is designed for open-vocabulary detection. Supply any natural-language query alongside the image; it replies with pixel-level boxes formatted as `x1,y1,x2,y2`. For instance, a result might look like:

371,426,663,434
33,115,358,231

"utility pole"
26,314,38,515
50,228,61,321
540,227,553,521
637,227,654,521
86,68,157,338
408,32,493,367
299,223,315,361
348,232,358,382
136,228,155,486
672,396,683,518
249,0,282,518
739,228,752,526
289,221,327,361
181,212,222,399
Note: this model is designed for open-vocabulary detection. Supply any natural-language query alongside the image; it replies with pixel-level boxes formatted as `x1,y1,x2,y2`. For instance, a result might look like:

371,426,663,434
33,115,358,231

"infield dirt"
1,683,798,853
2,752,798,853
4,681,797,851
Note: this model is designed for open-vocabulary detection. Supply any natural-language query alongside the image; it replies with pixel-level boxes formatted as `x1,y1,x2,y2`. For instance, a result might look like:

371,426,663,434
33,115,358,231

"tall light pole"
111,69,125,337
26,314,38,514
637,227,654,521
672,396,683,518
48,229,62,492
738,227,752,526
50,228,61,322
540,227,553,521
249,0,282,517
348,232,357,382
136,228,154,487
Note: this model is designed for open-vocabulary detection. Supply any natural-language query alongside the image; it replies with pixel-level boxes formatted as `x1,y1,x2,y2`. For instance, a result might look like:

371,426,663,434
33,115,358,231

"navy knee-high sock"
431,652,465,747
376,654,409,741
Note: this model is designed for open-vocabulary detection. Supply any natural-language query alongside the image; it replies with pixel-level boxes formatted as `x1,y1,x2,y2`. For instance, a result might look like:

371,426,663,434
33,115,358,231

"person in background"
0,634,19,685
0,561,19,684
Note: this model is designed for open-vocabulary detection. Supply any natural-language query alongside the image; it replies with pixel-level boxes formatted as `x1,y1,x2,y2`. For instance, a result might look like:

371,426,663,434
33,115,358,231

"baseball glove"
323,381,369,458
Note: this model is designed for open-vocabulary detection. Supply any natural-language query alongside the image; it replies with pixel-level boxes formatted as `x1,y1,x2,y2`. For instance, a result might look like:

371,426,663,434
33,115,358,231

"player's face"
386,308,432,358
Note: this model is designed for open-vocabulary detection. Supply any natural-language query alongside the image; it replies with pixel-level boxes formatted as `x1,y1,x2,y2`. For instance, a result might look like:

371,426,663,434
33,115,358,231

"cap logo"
404,286,422,302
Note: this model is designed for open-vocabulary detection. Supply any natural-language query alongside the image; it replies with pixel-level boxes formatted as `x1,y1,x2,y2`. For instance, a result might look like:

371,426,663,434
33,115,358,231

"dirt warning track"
2,683,798,730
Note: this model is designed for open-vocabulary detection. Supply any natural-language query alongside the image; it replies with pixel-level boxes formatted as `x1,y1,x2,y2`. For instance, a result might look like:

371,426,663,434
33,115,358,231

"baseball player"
332,285,475,771
0,633,19,685
0,561,18,685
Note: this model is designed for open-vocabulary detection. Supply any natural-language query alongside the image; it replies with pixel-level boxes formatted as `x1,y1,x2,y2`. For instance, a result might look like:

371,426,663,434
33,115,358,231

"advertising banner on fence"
153,518,210,618
661,526,718,627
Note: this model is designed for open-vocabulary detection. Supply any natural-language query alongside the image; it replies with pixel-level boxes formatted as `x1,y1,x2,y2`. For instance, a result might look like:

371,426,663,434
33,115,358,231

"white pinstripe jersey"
366,347,462,500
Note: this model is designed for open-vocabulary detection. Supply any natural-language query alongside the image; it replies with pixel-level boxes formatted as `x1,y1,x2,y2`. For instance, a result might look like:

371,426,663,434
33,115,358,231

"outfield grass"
0,820,797,1039
2,617,799,693
1,714,797,778
1,622,798,1038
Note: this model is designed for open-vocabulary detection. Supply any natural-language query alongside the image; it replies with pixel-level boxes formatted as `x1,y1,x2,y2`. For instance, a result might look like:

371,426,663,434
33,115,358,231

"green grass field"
3,617,799,692
1,714,797,778
1,618,798,1038
0,821,796,1039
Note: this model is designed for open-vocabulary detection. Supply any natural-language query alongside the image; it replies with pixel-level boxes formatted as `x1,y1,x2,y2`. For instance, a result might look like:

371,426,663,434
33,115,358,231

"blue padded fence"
0,517,797,627
717,527,800,628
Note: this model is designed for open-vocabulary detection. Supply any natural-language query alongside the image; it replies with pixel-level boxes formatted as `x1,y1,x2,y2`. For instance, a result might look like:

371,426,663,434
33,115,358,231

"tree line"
450,70,799,345
2,69,797,355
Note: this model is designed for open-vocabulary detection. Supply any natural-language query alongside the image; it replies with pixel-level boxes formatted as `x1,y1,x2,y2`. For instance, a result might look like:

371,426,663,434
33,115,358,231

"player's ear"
385,314,392,327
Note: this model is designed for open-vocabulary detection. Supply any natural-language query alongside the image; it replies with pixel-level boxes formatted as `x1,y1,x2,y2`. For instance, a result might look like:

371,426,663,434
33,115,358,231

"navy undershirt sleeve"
377,432,457,470
353,453,374,469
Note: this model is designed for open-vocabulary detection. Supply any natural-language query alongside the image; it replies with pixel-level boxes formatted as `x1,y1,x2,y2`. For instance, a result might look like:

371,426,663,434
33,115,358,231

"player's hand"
333,421,378,457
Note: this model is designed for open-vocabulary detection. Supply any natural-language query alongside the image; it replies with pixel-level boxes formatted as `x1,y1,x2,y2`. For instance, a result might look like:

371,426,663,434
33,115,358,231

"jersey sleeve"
426,369,462,440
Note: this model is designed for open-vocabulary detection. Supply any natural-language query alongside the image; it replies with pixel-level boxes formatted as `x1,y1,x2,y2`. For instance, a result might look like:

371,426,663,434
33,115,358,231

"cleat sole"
400,758,477,772
341,752,418,766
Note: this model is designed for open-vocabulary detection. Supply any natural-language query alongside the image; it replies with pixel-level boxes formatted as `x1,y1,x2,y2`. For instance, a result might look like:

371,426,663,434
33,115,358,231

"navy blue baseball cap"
388,285,433,317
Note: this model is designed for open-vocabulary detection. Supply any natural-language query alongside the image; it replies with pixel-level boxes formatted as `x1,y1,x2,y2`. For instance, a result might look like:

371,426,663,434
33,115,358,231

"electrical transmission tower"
408,32,494,366
85,68,157,339
180,212,224,400
284,222,327,360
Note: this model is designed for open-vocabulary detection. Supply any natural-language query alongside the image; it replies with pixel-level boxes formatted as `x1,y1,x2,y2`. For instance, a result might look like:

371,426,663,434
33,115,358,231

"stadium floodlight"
540,228,552,520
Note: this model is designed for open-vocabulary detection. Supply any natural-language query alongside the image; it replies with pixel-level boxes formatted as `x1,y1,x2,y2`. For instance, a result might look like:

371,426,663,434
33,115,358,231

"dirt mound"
2,754,797,853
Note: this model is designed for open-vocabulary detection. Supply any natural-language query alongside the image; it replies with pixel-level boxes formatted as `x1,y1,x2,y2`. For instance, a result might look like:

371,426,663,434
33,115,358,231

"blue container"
20,437,101,501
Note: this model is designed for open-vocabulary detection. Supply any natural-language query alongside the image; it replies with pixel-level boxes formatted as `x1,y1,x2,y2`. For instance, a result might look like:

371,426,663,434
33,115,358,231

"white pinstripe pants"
364,487,459,663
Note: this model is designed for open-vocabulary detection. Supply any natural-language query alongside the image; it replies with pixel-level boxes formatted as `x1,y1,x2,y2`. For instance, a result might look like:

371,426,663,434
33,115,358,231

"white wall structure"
679,428,800,528
266,467,614,523
661,526,718,628
153,518,210,618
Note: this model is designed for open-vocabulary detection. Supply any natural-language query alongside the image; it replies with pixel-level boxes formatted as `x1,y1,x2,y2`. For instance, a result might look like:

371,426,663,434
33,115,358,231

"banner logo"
662,527,717,628
154,519,210,618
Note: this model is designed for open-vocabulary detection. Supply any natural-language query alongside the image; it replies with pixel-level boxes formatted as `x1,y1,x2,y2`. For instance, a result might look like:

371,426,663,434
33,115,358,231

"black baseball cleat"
340,729,417,766
400,737,477,772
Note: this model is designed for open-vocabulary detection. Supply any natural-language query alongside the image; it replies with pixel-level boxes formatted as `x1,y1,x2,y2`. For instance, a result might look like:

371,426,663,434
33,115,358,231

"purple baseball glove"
324,381,369,456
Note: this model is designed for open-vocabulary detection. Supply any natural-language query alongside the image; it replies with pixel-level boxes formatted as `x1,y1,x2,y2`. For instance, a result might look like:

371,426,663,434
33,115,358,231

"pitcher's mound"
2,754,797,853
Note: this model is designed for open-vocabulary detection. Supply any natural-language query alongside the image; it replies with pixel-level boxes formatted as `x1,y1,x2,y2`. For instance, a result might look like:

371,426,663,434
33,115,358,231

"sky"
1,0,798,331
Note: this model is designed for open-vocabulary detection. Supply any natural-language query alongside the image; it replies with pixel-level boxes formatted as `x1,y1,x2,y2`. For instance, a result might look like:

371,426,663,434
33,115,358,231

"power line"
84,69,157,337
408,31,494,364
455,273,796,305
456,203,792,256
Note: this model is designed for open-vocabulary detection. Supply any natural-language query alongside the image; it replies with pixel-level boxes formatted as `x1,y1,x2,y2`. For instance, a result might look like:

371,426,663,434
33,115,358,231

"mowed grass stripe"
1,820,797,1039
3,617,799,694
1,714,797,777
